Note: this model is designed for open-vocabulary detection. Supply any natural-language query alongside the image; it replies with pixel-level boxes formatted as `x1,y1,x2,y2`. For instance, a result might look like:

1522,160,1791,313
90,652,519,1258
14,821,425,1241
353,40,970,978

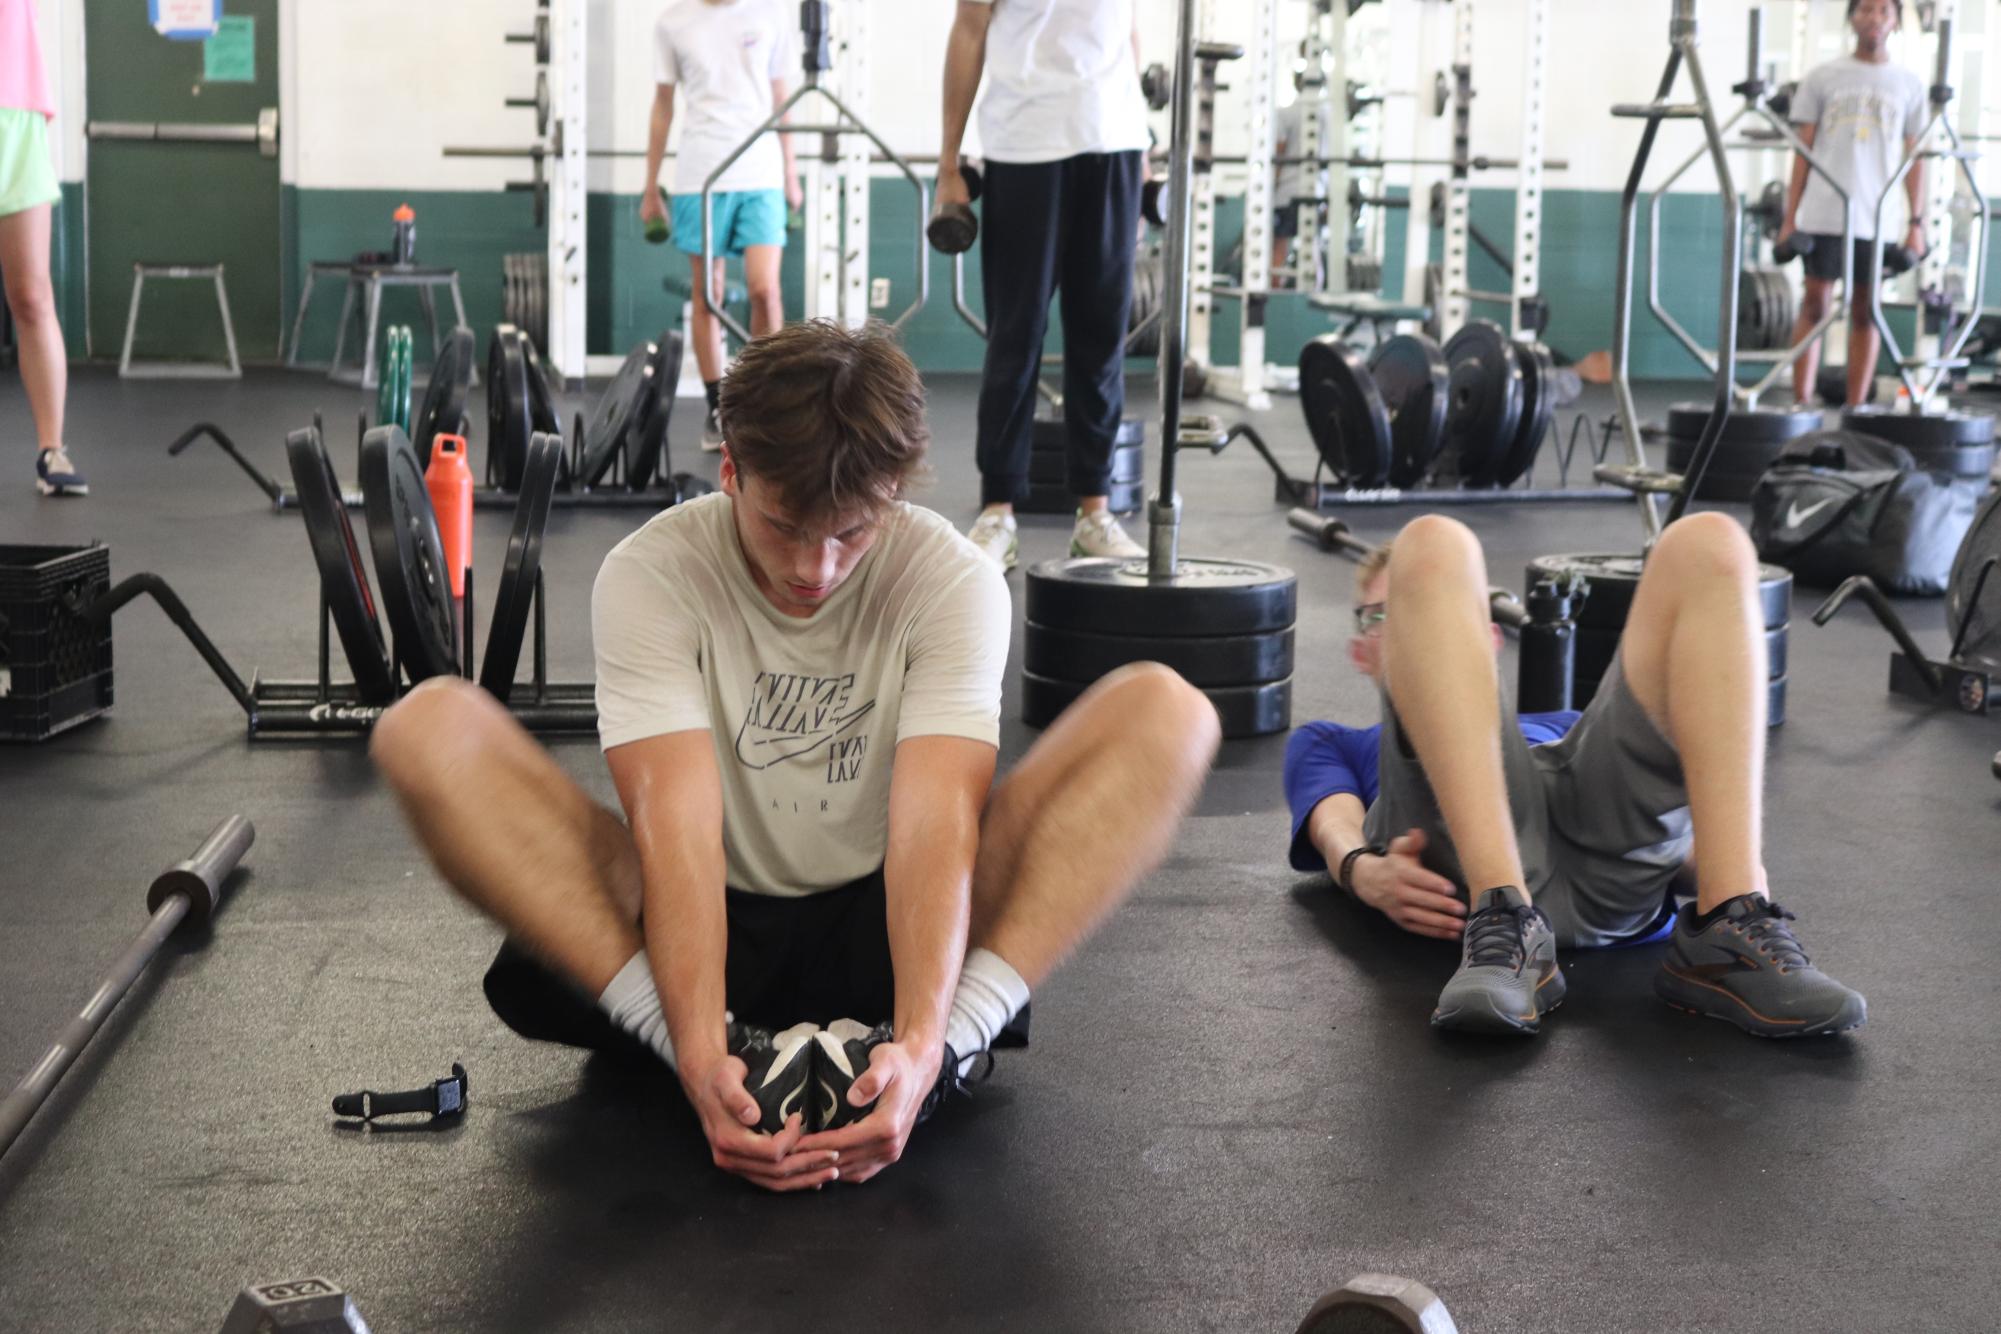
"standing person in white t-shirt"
1271,78,1335,289
938,0,1154,569
371,320,1221,1192
1779,0,1927,407
642,0,803,450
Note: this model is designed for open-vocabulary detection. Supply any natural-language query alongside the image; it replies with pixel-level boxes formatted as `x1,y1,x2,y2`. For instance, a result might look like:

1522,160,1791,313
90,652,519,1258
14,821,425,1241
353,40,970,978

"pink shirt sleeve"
0,0,58,120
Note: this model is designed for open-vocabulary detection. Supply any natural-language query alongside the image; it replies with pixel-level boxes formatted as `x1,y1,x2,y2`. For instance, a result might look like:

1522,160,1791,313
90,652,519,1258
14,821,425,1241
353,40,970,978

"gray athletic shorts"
1361,655,1693,947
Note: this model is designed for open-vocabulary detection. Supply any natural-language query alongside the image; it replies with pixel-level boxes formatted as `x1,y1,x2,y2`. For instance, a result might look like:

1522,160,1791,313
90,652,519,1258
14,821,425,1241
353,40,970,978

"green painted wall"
47,184,86,359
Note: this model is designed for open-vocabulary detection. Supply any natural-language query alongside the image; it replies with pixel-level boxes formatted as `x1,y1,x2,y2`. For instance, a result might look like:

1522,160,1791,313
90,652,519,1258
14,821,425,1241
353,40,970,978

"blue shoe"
36,448,88,497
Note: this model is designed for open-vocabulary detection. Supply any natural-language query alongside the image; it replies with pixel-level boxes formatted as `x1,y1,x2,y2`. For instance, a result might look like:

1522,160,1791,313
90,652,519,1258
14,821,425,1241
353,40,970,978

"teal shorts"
670,188,786,258
0,108,60,218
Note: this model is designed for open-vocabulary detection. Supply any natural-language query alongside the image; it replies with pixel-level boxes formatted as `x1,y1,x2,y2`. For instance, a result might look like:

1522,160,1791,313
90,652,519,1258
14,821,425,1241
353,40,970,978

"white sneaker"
965,508,1018,571
1069,508,1144,559
701,408,724,453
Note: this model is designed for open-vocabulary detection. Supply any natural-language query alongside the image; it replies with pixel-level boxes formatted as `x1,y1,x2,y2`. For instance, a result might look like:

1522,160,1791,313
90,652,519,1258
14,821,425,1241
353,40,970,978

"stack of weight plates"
1839,407,1997,484
1526,553,1793,726
1018,418,1145,515
1663,402,1822,501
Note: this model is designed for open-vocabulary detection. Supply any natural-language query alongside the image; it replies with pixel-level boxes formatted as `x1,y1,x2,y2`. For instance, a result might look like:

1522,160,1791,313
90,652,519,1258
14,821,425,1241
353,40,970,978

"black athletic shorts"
482,870,1029,1053
1800,233,1883,290
1273,200,1302,239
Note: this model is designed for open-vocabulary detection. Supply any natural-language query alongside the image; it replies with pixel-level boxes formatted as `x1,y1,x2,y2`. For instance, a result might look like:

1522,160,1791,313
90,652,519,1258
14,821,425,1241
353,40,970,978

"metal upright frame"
547,0,586,380
1871,17,1989,410
700,0,927,345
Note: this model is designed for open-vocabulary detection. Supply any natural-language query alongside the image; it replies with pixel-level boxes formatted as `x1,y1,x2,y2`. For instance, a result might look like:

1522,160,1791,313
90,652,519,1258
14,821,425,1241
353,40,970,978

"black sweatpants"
975,150,1144,507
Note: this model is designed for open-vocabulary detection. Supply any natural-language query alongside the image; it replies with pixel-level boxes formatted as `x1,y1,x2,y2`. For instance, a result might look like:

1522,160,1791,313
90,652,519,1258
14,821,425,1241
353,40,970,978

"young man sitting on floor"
372,319,1220,1191
1283,515,1866,1039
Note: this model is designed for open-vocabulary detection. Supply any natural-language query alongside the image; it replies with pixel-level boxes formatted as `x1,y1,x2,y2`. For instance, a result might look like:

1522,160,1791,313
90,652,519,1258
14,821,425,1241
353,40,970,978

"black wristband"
1338,844,1385,894
332,1063,468,1123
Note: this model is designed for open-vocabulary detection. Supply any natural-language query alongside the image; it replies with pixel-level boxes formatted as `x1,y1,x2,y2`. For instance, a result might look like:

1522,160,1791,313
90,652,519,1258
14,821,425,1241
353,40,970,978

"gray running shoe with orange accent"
1431,886,1565,1036
1655,895,1865,1037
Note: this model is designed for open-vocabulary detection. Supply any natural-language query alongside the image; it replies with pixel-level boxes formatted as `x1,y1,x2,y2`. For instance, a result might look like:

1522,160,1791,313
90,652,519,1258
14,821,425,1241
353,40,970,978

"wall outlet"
870,277,891,309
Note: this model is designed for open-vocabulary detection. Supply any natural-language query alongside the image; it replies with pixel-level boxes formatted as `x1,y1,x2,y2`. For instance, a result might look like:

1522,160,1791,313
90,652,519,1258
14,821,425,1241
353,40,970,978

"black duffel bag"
1750,430,1982,596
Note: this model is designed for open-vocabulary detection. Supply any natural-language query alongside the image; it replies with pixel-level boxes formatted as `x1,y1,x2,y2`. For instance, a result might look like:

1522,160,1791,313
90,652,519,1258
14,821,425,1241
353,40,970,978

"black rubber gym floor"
2,367,1997,1332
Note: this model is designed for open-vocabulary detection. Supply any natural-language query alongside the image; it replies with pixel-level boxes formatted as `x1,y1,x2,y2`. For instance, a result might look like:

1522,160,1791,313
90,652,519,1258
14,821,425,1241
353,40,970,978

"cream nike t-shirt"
593,493,1012,897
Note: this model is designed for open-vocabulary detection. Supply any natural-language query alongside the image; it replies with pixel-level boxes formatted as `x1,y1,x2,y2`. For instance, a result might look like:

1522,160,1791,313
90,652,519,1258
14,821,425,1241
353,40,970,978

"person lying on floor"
374,319,1219,1191
1283,517,1865,1039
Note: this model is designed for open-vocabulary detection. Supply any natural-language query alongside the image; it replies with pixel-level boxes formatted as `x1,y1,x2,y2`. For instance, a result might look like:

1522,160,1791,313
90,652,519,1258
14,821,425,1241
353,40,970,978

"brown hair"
719,319,929,523
1356,538,1393,599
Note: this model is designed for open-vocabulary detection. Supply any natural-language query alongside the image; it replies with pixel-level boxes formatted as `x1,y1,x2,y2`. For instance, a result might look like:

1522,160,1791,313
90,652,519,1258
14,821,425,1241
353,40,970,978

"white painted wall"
31,0,1981,198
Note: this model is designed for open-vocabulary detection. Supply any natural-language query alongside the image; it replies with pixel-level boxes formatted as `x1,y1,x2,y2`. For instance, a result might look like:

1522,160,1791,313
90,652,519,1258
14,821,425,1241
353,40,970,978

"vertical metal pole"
1919,6,1961,358
1510,0,1548,340
1232,0,1277,408
1441,0,1475,340
548,0,586,380
1150,0,1202,578
1398,1,1446,324
838,0,871,330
1186,0,1217,385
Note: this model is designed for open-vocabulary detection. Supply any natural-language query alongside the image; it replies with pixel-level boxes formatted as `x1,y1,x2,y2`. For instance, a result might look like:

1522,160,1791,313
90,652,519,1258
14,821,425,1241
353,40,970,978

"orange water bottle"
426,434,474,598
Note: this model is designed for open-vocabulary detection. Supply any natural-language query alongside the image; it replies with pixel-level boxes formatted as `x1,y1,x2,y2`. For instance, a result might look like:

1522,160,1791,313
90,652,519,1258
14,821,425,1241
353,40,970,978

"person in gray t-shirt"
1780,0,1928,407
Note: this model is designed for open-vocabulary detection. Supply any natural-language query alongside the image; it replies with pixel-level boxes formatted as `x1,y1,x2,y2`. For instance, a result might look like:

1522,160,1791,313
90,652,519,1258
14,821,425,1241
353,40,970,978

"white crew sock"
943,947,1030,1077
597,950,677,1069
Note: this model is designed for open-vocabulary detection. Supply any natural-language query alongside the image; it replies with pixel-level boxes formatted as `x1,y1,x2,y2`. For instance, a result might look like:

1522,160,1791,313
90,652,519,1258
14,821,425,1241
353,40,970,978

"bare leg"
967,663,1219,988
1789,275,1834,407
1379,516,1528,896
742,245,784,337
1846,287,1880,408
1614,513,1767,911
371,678,643,994
686,254,728,384
1270,234,1292,287
0,204,68,453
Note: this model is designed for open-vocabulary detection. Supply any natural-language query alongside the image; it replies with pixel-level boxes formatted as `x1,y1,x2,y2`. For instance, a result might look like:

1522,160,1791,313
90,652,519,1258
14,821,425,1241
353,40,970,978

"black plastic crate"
0,543,113,741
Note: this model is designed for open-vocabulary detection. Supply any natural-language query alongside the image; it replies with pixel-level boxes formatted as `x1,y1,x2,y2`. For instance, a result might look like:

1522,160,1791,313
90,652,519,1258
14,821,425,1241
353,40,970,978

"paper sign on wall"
203,15,255,82
149,0,220,40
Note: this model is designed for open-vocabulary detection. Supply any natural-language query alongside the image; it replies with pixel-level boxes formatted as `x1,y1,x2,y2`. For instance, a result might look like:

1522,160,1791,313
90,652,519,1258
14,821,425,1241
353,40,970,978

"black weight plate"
626,330,685,490
1442,320,1524,488
284,426,396,704
1493,341,1556,488
1948,488,2001,668
1031,417,1148,451
1574,623,1787,681
525,346,561,435
480,432,563,701
413,325,474,457
578,342,657,487
1842,405,1998,456
1666,402,1821,444
1526,553,1791,633
1019,481,1144,514
1737,271,1765,351
1028,444,1145,486
486,326,533,492
1023,622,1295,687
360,425,460,683
1021,670,1292,739
1663,434,1784,501
1299,335,1393,486
1366,334,1449,487
1025,556,1297,639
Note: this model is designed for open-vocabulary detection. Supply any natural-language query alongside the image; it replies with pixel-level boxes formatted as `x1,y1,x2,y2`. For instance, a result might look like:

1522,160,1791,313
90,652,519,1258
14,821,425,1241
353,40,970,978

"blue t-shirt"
1282,713,1581,872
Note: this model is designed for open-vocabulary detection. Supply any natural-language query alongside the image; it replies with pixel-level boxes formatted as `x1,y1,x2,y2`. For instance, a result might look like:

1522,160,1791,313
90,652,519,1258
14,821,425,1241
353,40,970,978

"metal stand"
119,263,241,379
1870,19,1988,412
700,1,926,344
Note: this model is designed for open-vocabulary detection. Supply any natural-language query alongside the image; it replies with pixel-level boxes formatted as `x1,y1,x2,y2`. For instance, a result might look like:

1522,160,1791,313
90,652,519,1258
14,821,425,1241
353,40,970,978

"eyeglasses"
1352,601,1387,636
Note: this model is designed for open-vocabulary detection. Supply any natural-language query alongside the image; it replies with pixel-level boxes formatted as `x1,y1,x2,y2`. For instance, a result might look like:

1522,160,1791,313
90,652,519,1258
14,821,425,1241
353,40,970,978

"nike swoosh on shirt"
1785,497,1834,529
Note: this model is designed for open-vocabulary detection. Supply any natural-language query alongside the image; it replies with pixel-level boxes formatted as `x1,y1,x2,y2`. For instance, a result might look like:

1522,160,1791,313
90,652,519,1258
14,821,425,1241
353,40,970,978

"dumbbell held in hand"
927,159,985,255
644,185,671,245
1773,231,1916,275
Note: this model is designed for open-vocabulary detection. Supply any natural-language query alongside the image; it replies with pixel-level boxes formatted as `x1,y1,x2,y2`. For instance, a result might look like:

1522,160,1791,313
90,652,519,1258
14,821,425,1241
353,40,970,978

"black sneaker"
727,1020,817,1134
917,1043,995,1125
1431,886,1566,1036
813,1018,892,1131
1655,895,1866,1037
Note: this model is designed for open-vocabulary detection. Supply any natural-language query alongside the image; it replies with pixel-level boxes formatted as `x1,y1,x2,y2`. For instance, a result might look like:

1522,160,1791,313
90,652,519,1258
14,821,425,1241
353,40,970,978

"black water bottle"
1518,577,1576,714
